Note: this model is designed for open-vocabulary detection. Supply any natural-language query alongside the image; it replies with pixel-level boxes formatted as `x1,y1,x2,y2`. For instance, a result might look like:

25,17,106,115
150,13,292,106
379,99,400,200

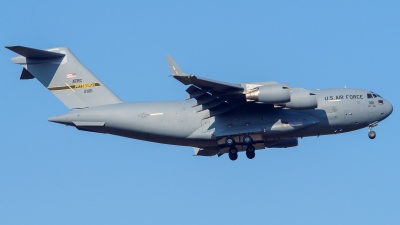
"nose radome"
386,101,393,116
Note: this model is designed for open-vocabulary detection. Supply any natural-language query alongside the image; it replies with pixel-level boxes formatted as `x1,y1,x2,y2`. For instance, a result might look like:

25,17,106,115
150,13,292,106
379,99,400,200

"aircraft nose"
386,100,393,116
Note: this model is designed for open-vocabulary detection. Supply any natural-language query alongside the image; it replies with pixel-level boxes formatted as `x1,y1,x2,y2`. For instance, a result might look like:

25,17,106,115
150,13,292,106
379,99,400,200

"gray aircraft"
6,46,393,160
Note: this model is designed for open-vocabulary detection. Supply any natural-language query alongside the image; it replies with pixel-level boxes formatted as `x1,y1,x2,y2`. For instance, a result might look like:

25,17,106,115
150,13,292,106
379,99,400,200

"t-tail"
6,46,123,109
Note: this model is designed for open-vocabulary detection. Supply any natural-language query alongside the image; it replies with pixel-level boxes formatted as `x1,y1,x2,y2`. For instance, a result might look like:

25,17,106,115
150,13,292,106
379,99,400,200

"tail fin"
6,46,123,109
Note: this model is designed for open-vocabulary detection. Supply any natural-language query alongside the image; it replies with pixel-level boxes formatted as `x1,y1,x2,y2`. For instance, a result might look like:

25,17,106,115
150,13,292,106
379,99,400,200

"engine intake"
246,84,291,103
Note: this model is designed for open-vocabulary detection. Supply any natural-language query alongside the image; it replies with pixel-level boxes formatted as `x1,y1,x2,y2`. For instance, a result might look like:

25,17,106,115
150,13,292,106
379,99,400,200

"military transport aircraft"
6,46,393,160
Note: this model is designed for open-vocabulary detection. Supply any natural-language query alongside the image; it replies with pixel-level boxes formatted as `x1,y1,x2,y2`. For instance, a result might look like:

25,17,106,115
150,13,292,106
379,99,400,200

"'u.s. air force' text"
325,95,363,100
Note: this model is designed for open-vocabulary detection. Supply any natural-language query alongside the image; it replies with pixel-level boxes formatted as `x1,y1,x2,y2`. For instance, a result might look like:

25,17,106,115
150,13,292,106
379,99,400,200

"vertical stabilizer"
6,46,123,109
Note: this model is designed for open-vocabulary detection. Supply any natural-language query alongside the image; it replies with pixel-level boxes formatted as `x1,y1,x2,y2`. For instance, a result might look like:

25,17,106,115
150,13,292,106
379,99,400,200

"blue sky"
1,1,399,224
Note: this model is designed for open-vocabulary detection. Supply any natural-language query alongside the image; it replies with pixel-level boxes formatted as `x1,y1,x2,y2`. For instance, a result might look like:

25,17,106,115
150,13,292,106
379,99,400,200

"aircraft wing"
167,56,246,118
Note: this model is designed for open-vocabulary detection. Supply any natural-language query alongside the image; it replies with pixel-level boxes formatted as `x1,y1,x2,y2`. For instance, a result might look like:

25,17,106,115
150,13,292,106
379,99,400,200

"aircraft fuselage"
7,45,393,159
49,88,393,152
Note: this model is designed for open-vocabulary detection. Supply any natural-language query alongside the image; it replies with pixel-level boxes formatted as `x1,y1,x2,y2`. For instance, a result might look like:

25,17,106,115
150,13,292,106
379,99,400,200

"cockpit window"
370,91,383,98
378,100,383,105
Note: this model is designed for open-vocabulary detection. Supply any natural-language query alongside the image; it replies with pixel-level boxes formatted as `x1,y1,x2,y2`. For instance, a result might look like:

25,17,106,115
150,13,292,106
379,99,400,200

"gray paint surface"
7,46,393,160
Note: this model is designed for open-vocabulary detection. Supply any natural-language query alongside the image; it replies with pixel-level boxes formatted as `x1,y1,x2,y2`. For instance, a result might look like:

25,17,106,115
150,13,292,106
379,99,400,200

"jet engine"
266,138,298,148
246,84,291,103
280,90,318,109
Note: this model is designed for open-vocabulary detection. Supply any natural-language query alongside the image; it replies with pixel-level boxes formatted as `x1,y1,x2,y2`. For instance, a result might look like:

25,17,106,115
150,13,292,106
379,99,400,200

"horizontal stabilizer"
5,46,65,59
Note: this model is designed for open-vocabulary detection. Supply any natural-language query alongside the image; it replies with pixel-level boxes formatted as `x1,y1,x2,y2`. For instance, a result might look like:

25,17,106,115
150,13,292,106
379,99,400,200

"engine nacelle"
246,84,291,103
266,138,298,148
283,90,317,109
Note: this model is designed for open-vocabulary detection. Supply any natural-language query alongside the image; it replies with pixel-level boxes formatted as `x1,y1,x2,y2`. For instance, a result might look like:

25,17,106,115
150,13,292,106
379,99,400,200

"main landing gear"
368,122,378,139
246,145,255,159
243,135,255,159
228,147,238,161
225,137,235,147
226,135,256,161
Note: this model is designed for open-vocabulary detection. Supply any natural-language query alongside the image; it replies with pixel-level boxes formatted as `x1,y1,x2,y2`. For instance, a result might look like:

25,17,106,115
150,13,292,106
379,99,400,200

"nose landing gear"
368,131,376,139
368,121,378,139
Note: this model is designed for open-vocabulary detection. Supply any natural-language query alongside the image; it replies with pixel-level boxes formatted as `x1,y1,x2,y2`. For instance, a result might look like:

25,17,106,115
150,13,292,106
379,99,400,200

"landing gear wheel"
229,147,238,154
225,137,235,147
246,145,255,159
229,153,238,161
246,151,255,159
368,122,378,140
243,135,253,146
246,145,255,153
368,131,376,139
228,147,238,161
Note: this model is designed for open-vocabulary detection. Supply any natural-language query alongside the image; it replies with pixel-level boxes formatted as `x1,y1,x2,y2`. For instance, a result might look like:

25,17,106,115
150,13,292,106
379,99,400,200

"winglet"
166,55,185,76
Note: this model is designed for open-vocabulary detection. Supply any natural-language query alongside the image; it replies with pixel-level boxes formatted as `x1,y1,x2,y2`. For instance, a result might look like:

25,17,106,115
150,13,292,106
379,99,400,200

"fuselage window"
378,100,383,105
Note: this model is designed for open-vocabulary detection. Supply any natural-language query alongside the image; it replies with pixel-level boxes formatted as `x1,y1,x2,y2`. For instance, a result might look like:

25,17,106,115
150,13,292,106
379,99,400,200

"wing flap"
186,85,212,99
204,96,246,118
